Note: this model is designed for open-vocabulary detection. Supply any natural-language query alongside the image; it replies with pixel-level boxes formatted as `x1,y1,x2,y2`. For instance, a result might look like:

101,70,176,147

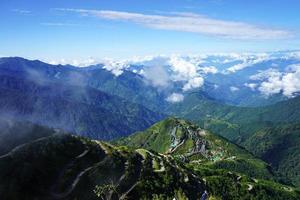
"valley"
0,55,300,199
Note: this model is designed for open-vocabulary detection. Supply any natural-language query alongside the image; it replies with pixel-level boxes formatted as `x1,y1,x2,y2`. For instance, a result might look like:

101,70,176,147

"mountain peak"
117,117,249,161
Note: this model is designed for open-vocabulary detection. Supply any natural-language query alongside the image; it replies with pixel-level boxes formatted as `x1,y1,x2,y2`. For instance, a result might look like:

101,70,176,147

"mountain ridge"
1,120,299,200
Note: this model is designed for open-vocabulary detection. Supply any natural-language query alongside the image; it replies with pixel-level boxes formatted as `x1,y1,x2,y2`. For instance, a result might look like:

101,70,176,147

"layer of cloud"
101,55,208,91
43,51,300,98
250,68,281,81
183,77,204,91
166,93,184,103
47,57,98,67
58,8,292,40
247,65,300,97
139,55,206,91
199,66,218,74
225,53,270,73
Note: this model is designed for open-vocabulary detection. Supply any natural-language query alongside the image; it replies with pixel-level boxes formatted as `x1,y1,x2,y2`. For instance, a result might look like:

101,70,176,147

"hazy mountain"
0,57,170,112
84,51,300,107
0,58,164,140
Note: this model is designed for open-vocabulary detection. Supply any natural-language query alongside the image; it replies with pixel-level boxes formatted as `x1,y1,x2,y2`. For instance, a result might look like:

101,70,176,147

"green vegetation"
1,120,300,199
1,131,299,200
242,123,300,187
167,93,300,141
165,93,300,187
116,118,274,180
0,70,164,140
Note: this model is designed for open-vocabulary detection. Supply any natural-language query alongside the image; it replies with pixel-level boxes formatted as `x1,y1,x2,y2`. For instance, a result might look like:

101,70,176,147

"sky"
1,0,300,61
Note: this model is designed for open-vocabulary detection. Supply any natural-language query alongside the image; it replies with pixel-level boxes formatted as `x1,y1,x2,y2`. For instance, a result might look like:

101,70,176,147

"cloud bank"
248,65,300,97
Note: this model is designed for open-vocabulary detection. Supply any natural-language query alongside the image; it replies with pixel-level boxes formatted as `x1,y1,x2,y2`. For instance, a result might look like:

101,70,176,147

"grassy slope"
242,123,300,187
116,118,274,181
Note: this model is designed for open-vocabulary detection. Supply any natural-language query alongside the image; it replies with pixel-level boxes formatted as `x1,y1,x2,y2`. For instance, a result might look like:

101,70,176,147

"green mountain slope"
1,122,300,200
242,123,300,187
167,93,300,141
168,92,300,125
166,94,300,188
116,118,275,180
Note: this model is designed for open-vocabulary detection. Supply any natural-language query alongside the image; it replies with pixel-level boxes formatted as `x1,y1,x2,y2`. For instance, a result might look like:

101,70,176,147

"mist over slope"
0,57,165,140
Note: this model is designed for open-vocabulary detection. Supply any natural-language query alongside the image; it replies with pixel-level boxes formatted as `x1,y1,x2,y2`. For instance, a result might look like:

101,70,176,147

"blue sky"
1,0,300,60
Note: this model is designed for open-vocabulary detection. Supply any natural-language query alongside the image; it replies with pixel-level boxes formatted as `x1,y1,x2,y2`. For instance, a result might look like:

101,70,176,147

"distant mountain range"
1,55,300,140
1,56,300,192
0,57,165,140
89,50,300,107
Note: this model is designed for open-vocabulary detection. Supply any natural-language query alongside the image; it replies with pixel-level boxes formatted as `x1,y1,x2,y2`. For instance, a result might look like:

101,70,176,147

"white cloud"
166,93,184,103
46,57,98,67
250,68,281,81
230,86,239,92
125,55,206,91
250,65,300,97
284,51,300,60
169,55,198,81
183,77,204,91
258,75,283,96
58,8,292,40
102,59,129,76
280,70,300,96
226,54,270,73
244,83,257,91
199,66,218,74
285,64,300,72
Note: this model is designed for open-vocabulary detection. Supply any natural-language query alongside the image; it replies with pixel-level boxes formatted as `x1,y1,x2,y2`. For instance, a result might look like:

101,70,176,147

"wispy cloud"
12,9,32,15
57,8,292,40
41,22,80,27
